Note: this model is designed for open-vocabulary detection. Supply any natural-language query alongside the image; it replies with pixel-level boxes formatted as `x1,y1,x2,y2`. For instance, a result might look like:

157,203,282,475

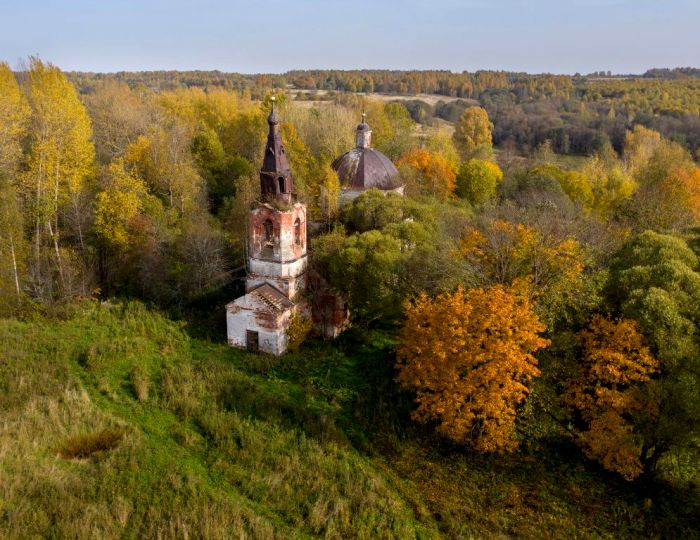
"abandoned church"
226,100,402,355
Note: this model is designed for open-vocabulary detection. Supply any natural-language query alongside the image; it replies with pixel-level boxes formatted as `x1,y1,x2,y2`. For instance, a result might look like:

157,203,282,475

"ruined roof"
250,283,294,312
332,147,401,191
226,283,295,314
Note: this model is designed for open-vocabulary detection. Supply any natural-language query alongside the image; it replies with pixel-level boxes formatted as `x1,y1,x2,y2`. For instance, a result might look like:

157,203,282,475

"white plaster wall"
226,301,290,355
249,256,307,279
257,328,287,355
226,306,252,349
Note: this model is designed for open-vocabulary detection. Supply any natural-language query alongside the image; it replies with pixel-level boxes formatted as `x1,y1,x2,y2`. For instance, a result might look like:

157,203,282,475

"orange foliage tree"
564,315,659,480
396,285,550,452
397,147,456,200
459,220,584,310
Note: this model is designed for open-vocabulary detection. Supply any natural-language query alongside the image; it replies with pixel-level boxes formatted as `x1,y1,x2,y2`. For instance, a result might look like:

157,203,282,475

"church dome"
332,114,402,192
332,147,400,191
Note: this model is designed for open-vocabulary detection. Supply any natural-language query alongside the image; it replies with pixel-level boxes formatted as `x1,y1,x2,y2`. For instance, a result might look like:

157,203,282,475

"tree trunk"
54,160,60,234
72,194,85,252
9,234,20,300
47,221,66,290
35,152,43,280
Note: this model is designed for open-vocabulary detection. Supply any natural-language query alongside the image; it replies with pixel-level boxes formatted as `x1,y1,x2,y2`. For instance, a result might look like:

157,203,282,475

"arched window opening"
294,218,301,245
278,176,285,193
264,219,274,244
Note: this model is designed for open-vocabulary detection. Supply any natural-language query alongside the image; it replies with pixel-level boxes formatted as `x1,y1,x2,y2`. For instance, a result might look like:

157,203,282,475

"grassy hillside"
0,301,697,539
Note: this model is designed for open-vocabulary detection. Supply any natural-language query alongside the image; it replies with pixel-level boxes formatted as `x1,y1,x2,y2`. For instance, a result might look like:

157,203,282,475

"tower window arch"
278,176,285,193
263,219,274,244
294,218,301,245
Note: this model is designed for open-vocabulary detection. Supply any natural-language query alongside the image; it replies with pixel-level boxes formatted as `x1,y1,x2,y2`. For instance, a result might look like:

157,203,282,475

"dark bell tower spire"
260,96,293,204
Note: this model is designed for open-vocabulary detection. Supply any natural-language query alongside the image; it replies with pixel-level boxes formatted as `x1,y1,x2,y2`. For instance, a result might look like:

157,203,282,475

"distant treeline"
67,69,700,157
68,69,574,98
643,67,700,79
69,68,700,96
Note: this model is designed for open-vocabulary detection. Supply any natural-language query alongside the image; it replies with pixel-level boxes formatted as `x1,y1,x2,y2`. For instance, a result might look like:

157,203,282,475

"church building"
227,106,406,355
225,98,308,355
332,113,405,200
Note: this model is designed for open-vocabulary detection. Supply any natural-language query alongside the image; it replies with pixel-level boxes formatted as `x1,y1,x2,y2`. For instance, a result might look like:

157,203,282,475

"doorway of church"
246,330,259,352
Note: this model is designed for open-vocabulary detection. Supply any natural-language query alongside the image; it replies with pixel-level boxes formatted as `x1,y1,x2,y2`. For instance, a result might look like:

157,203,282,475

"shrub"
58,428,124,459
130,366,149,402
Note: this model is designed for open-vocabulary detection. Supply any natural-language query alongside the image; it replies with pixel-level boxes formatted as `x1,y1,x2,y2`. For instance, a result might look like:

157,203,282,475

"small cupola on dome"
332,113,403,197
356,113,372,149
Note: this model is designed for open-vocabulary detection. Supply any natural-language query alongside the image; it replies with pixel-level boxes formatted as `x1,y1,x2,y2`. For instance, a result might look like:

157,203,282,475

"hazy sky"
0,0,698,74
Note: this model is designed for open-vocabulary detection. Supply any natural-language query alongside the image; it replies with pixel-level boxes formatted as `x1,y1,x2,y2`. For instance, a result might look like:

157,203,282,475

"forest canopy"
1,59,699,538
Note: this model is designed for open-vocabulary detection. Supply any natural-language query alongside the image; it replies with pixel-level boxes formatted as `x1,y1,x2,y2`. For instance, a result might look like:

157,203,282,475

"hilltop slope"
0,302,696,539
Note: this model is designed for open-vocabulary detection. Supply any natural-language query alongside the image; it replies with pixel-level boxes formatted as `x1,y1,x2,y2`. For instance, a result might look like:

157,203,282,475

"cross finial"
362,111,366,122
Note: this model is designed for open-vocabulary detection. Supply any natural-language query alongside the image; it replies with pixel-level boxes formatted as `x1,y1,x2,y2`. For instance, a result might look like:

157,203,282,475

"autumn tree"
124,129,204,216
83,80,151,163
318,161,340,228
94,158,149,251
397,147,456,200
624,140,700,231
23,58,96,298
0,63,30,308
459,219,585,327
396,285,549,452
455,159,503,205
565,316,659,480
623,125,663,176
281,121,316,205
372,102,415,160
452,106,493,159
424,129,460,170
284,102,355,164
580,151,635,219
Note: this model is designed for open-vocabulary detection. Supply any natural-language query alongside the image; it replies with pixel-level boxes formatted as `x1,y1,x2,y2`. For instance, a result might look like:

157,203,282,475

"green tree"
344,189,414,232
529,164,594,210
456,159,503,204
192,128,253,213
330,230,403,322
607,231,700,476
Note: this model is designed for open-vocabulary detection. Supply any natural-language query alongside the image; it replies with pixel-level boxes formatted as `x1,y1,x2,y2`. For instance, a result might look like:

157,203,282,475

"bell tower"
260,96,294,204
246,97,308,300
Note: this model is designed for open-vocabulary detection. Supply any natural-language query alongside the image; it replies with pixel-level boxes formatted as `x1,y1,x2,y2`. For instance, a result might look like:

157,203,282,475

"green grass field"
0,301,697,539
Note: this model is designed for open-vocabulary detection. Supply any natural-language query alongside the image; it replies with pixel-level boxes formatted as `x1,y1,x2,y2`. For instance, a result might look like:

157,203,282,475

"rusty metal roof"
332,147,400,191
261,111,291,176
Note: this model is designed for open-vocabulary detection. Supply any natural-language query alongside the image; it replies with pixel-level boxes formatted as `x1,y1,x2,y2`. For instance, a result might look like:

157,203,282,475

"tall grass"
0,300,696,539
